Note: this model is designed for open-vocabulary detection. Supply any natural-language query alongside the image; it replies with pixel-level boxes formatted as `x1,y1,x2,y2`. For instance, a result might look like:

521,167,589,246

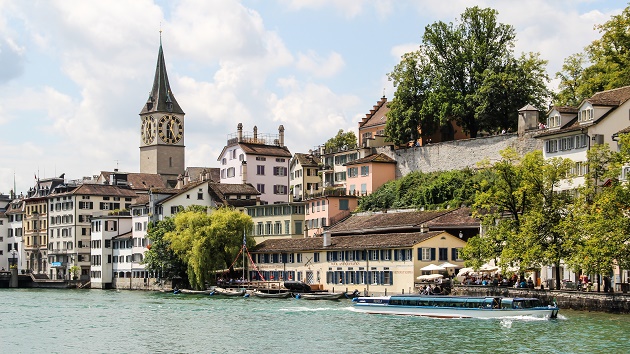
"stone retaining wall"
376,132,542,178
454,285,630,313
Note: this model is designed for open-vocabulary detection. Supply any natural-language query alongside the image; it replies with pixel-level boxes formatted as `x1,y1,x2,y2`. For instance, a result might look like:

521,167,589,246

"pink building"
304,194,358,237
345,153,396,195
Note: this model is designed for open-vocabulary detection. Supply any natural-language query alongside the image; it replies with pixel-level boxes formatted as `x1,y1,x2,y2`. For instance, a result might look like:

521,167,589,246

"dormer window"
578,108,594,122
547,114,561,128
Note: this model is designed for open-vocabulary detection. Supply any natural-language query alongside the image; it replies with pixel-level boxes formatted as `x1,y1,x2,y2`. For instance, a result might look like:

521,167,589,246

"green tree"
387,6,549,141
556,6,630,103
464,149,573,289
554,53,586,106
143,217,188,281
166,207,253,290
324,129,357,151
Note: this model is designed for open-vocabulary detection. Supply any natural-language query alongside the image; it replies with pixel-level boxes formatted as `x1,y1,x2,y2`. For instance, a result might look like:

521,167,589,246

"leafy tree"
324,129,357,151
387,6,549,141
464,149,573,289
556,6,630,103
143,217,188,282
166,207,253,290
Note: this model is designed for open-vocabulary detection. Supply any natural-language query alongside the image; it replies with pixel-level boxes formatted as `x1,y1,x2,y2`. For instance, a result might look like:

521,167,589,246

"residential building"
89,212,132,289
304,193,359,237
5,198,24,272
246,202,306,244
218,123,291,204
94,171,166,192
289,153,321,201
344,153,396,196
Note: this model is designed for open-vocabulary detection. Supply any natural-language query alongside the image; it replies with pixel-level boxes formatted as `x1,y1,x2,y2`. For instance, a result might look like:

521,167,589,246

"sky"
0,0,624,195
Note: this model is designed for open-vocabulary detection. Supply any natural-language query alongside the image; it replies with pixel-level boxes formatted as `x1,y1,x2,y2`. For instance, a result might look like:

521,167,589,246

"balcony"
48,248,70,255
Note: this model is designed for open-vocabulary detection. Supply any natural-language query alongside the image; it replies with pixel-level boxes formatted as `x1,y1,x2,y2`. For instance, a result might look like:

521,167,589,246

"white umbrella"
420,264,446,272
479,264,499,273
416,274,444,281
456,267,475,276
439,262,459,269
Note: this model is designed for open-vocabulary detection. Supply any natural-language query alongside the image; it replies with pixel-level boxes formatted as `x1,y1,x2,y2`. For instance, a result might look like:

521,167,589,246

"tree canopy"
386,6,550,144
144,207,254,290
324,129,357,151
555,5,630,105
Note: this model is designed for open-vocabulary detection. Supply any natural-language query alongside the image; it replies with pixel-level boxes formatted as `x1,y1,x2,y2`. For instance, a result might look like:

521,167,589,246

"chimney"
278,125,285,147
237,123,243,142
253,126,258,142
323,231,331,247
241,161,247,184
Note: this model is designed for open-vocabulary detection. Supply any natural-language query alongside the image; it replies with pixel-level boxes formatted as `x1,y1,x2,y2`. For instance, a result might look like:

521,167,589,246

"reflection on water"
0,289,627,354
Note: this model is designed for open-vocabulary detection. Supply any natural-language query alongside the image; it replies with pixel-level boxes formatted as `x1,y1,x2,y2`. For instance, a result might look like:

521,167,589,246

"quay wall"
376,132,542,178
454,285,630,314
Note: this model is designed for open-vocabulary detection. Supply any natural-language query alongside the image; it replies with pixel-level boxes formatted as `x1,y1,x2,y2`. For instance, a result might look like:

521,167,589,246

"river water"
0,289,628,354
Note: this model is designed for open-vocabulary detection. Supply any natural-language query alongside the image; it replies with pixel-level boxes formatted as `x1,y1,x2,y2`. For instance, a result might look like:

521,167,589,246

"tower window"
169,157,172,167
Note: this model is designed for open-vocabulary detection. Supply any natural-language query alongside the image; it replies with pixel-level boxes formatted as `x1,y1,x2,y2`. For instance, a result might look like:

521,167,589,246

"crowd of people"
460,274,535,289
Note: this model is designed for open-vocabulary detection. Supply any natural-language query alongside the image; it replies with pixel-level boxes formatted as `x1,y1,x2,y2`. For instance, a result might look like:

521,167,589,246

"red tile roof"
344,153,396,166
327,209,453,235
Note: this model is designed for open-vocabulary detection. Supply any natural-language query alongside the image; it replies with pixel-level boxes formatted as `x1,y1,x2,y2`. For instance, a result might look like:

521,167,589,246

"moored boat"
297,292,346,300
253,290,292,299
353,295,558,319
211,287,247,297
180,289,212,295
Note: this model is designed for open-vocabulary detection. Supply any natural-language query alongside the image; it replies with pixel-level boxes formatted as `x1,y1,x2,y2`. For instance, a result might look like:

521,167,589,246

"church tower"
139,38,185,188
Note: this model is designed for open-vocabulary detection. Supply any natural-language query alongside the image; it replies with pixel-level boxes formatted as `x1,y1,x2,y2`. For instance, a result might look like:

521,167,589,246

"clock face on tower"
158,114,183,144
141,116,156,145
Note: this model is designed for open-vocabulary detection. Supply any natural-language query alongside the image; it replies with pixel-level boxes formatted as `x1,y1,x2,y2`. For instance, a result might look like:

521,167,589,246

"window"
334,171,346,182
239,154,244,161
361,166,369,176
256,156,266,161
347,167,358,178
257,165,265,175
227,167,235,178
295,221,303,234
420,247,433,261
197,192,203,200
276,158,285,162
256,184,265,194
339,199,349,210
222,158,227,165
273,167,287,176
452,248,462,261
438,248,448,261
360,184,367,195
273,185,287,195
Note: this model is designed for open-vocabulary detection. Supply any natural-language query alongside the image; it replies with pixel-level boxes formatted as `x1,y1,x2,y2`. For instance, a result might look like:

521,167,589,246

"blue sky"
0,0,624,194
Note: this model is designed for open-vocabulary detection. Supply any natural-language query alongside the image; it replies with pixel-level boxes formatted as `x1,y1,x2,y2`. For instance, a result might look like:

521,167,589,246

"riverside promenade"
454,285,630,313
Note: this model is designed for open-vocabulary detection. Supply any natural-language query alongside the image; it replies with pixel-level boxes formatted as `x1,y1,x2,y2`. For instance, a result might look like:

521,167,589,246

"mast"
242,229,246,284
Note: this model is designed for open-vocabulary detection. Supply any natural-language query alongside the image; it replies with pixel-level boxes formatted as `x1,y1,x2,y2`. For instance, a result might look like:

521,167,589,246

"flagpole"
242,229,246,285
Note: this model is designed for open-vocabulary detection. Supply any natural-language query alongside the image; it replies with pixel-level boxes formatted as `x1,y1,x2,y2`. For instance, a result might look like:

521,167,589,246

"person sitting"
527,277,534,289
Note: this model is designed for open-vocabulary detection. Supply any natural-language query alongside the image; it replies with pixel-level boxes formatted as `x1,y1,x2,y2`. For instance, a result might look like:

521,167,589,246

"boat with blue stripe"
352,295,559,319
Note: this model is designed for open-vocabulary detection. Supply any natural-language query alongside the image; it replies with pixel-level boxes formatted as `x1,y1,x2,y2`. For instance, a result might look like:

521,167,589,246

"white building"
218,124,291,204
89,212,132,289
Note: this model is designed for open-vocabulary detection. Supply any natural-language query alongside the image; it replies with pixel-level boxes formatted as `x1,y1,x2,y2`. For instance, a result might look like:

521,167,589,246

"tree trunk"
554,263,561,291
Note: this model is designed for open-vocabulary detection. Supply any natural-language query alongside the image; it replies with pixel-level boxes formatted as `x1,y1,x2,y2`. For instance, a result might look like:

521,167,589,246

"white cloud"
391,43,420,59
296,50,345,78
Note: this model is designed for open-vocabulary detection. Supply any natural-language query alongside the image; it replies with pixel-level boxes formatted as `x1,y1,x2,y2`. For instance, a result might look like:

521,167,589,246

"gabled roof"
207,182,260,208
98,171,166,190
112,231,133,240
549,106,578,114
185,167,220,182
327,209,453,235
344,153,396,166
614,126,630,136
140,40,184,115
253,231,447,252
358,96,389,129
129,194,150,207
62,184,139,198
217,142,292,161
586,85,630,107
293,153,321,167
424,207,480,228
156,180,208,205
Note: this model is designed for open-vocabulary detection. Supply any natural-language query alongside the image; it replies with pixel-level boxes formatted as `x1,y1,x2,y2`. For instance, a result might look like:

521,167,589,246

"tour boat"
352,295,559,319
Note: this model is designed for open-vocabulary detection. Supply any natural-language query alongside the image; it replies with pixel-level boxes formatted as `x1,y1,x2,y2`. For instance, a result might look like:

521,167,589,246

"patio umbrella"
416,274,444,281
479,264,499,273
420,264,446,272
456,267,474,276
439,262,459,269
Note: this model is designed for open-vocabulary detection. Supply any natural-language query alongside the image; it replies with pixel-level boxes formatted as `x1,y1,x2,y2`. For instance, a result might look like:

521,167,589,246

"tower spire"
140,35,184,115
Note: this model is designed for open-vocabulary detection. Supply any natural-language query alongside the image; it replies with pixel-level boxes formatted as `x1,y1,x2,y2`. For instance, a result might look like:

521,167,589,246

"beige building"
246,202,306,244
289,153,321,201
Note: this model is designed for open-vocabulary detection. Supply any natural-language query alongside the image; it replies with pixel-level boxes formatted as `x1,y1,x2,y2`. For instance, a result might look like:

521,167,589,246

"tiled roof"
185,167,220,182
358,96,389,129
130,194,150,206
99,171,166,190
344,153,396,166
327,209,453,235
615,126,630,136
534,123,587,138
240,142,292,157
294,153,321,167
425,207,480,228
551,106,578,114
587,86,630,107
208,182,260,208
253,231,446,252
65,184,139,198
156,180,208,205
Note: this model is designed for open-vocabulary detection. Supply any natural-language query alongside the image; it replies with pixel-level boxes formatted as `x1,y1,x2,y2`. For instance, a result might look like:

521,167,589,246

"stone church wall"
375,132,542,178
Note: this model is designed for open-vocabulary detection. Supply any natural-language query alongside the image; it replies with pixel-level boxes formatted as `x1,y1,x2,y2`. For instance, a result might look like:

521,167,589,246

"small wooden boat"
211,287,246,297
253,290,292,299
180,289,212,295
298,292,346,300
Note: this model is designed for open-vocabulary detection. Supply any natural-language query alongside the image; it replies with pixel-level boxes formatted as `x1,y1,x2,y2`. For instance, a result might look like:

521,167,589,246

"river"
0,289,627,353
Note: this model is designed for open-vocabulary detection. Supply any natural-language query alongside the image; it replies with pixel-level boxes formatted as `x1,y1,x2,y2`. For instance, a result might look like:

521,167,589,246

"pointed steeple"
140,38,184,115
